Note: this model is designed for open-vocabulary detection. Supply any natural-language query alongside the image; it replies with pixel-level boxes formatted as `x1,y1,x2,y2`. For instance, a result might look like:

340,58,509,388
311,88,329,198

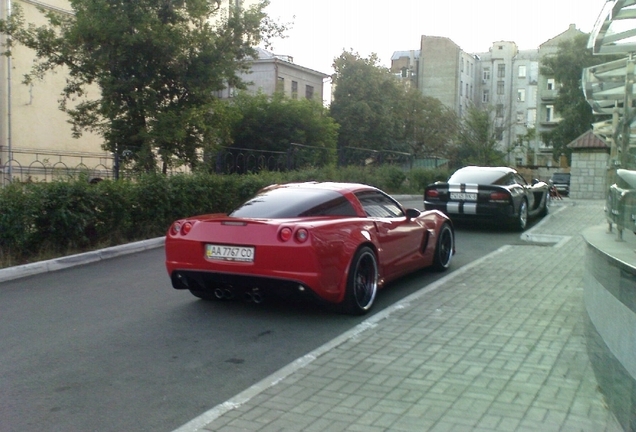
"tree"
330,51,457,166
399,87,458,159
0,0,285,173
540,33,616,163
225,92,339,169
453,105,505,167
330,51,404,162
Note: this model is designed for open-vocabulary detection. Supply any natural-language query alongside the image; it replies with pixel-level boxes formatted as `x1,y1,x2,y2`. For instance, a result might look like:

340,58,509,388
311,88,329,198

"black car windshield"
230,187,358,218
448,169,508,185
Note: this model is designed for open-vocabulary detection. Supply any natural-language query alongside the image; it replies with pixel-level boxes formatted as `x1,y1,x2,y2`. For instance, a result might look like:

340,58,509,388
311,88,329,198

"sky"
261,0,608,76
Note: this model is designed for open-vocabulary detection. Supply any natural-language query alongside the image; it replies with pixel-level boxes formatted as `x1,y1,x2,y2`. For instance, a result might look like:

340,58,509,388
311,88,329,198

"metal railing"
1,143,416,184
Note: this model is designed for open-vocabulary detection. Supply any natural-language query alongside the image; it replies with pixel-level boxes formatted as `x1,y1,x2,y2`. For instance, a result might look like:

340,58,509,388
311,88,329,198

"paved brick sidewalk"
176,200,622,432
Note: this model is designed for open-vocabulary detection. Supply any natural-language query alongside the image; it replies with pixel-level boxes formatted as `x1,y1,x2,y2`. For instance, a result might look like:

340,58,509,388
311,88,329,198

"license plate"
450,192,477,201
205,244,254,262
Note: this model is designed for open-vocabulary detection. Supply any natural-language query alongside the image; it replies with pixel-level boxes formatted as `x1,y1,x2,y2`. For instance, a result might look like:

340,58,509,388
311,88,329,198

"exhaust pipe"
251,288,263,304
214,288,225,299
223,289,234,300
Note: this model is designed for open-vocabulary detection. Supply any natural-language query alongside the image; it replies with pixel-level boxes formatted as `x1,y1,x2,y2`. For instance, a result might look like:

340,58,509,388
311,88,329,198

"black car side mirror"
405,208,421,219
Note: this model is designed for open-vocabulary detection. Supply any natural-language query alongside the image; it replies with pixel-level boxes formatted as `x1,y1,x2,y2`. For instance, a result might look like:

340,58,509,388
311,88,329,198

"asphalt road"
0,198,535,432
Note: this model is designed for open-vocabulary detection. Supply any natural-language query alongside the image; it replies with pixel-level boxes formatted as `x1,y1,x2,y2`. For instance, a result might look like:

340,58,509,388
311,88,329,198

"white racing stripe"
463,203,478,214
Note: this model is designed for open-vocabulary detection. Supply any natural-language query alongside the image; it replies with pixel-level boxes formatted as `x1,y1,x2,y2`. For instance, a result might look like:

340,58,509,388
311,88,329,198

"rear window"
230,187,358,218
448,168,509,185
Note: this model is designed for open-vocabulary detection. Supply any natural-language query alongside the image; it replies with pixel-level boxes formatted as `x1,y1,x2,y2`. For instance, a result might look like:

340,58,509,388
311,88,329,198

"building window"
461,59,464,72
516,112,524,123
518,65,527,78
460,80,463,96
466,83,469,97
482,89,490,103
497,64,505,78
516,134,524,146
495,127,504,141
305,85,314,99
546,105,554,122
497,81,504,95
276,76,284,92
496,104,504,118
547,78,555,90
517,88,526,102
483,68,490,80
291,81,298,99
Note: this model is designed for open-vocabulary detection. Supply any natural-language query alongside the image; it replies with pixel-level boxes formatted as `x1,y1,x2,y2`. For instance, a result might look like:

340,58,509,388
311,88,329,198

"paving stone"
194,201,623,432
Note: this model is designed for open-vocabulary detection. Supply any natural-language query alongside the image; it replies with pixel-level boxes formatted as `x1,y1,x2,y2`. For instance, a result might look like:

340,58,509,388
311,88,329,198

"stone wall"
570,151,609,199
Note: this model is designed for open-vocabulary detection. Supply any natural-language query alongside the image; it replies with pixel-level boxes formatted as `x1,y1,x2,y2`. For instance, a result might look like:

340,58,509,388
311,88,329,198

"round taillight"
182,222,193,235
296,228,308,242
426,189,440,198
279,227,293,242
171,222,181,235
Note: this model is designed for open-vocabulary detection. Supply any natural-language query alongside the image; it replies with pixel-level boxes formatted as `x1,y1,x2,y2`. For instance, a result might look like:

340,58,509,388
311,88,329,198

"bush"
0,166,447,267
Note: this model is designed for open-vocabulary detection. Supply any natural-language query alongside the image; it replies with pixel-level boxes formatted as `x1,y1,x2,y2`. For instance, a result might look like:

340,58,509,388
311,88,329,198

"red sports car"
165,182,454,315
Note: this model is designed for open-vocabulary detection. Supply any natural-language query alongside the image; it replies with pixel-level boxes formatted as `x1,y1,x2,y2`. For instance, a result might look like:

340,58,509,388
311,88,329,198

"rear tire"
432,223,454,271
538,192,549,217
342,246,378,315
513,199,528,231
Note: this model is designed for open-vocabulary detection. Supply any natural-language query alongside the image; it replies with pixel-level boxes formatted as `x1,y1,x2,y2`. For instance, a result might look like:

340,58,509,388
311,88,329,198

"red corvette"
165,182,454,315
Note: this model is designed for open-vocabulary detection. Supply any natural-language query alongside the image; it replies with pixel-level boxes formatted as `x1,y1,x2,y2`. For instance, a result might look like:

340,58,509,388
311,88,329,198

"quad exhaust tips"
244,288,263,304
214,288,234,300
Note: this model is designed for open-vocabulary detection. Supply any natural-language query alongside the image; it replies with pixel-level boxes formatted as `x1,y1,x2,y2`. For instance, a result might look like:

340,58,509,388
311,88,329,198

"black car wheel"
514,199,529,231
539,192,549,217
432,223,454,271
343,246,378,315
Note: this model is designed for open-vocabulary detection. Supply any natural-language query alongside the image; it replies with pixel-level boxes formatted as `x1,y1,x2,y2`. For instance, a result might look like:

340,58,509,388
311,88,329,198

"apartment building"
392,24,585,167
217,48,329,102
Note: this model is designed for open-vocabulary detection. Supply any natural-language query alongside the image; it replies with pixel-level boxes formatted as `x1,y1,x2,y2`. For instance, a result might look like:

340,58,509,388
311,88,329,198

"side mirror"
405,208,421,219
531,179,540,185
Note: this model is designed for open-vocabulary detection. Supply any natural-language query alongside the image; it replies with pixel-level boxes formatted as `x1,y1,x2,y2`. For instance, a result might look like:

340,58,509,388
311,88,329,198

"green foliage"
223,92,339,169
408,168,452,191
453,105,506,167
331,52,403,154
330,51,458,164
539,33,617,163
0,0,286,173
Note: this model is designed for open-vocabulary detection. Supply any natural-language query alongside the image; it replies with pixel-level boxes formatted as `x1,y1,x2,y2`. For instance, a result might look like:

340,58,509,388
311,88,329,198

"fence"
213,144,413,174
1,144,416,184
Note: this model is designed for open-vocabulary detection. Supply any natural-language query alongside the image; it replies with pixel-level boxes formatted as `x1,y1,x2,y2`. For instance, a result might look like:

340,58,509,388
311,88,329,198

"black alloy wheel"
343,246,378,315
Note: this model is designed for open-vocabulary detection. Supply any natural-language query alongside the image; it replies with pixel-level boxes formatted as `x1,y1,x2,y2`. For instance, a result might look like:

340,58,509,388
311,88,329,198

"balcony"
541,89,558,100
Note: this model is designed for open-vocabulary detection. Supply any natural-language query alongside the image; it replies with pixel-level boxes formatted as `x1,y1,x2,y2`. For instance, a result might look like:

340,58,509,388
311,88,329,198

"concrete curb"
0,237,165,283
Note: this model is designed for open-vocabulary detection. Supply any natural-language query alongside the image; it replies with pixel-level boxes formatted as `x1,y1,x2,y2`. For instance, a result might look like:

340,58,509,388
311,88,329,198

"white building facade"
392,24,585,167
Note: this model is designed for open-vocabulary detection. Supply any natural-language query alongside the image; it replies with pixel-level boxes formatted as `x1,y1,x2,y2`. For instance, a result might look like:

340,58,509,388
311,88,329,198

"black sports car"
424,166,549,231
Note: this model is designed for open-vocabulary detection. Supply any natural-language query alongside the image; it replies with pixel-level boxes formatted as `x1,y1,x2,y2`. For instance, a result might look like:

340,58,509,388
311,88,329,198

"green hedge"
0,166,450,266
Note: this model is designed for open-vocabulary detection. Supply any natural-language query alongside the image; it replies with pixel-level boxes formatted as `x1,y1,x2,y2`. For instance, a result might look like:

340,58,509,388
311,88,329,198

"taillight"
489,192,509,202
182,222,193,235
426,189,440,199
296,228,309,243
279,227,293,242
170,222,181,235
279,227,309,242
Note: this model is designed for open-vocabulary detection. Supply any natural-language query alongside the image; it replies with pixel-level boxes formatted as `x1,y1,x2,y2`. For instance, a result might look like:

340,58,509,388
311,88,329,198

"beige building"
0,0,107,184
0,0,264,184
